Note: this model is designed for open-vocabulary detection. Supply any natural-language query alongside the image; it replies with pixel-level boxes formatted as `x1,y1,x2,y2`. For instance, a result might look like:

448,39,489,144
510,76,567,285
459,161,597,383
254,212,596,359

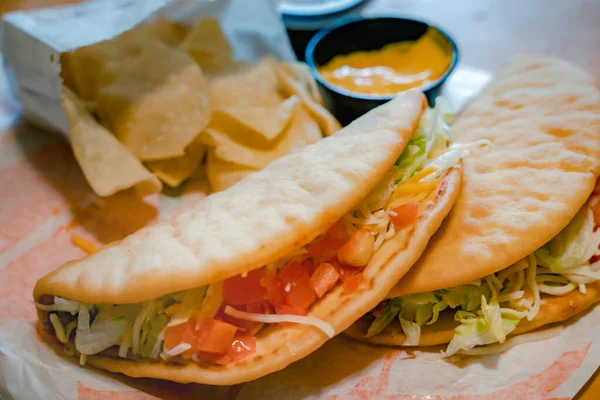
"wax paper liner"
0,16,598,398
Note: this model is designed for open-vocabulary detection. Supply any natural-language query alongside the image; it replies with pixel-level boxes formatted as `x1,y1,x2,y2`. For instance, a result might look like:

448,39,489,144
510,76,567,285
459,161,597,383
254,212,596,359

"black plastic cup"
305,16,459,126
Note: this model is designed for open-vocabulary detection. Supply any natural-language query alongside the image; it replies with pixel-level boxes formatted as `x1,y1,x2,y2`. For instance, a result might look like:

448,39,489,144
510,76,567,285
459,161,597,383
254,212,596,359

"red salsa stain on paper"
78,382,160,400
329,345,589,400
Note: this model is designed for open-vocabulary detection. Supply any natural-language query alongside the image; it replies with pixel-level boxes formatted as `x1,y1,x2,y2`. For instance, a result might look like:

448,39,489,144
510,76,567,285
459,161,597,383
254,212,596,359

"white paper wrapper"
0,3,598,397
1,308,599,400
1,0,295,137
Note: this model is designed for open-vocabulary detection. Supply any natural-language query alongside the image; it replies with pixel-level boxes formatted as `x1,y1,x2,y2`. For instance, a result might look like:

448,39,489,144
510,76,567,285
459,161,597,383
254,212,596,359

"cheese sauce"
318,29,452,95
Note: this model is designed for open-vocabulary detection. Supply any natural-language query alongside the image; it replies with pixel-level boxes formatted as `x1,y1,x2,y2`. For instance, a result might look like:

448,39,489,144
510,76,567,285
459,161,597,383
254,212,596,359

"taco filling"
35,97,480,367
364,191,600,356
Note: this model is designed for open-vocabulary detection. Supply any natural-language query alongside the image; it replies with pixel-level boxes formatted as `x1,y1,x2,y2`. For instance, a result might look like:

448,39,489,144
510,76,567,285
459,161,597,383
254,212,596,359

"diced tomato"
333,261,362,282
591,255,600,264
223,269,266,305
390,202,420,228
307,240,338,263
275,304,308,316
229,331,256,362
279,261,311,283
260,274,285,306
216,304,261,331
343,273,363,290
245,302,264,314
163,319,198,354
245,300,273,314
285,274,317,308
196,350,231,365
325,220,351,243
278,262,316,308
301,258,316,275
197,330,256,365
310,262,340,297
337,229,374,267
307,221,349,263
194,318,238,354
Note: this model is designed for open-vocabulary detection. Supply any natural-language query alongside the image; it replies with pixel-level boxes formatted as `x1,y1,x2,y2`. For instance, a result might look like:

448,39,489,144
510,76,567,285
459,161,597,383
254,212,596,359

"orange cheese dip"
318,29,452,95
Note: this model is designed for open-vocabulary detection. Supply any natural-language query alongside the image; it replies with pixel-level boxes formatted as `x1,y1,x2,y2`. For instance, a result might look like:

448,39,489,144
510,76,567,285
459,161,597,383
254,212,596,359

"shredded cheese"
131,302,151,355
404,166,435,184
70,234,98,254
49,313,67,343
224,306,335,338
118,337,130,358
168,287,207,327
64,321,77,341
389,191,430,209
163,342,192,356
392,181,439,196
192,282,223,320
150,326,168,359
35,297,80,314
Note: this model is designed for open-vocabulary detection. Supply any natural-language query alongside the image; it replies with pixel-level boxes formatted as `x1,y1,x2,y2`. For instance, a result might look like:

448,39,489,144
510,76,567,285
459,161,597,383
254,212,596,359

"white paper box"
1,0,295,137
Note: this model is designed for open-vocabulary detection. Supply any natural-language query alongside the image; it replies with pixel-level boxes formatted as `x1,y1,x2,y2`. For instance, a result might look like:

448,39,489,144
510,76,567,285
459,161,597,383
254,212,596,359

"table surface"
1,0,599,398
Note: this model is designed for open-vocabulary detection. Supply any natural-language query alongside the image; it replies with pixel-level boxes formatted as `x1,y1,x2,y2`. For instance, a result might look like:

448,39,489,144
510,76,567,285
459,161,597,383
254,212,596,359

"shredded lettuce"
437,282,489,311
366,298,403,337
366,201,599,355
74,304,140,355
400,318,421,346
421,140,491,183
141,307,170,358
536,206,600,281
35,297,80,314
395,137,428,181
444,314,519,356
167,287,207,327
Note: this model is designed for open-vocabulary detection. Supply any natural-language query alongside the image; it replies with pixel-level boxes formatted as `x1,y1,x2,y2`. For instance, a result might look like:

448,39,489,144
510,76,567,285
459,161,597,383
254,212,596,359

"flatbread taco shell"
34,91,463,385
346,55,600,347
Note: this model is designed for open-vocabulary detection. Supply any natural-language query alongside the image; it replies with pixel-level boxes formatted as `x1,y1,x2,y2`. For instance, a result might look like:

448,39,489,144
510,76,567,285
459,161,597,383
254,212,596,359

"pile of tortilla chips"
60,18,340,197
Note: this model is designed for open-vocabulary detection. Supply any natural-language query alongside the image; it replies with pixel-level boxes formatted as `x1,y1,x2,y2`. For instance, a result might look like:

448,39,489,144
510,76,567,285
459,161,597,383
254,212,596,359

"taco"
345,56,600,356
34,91,471,384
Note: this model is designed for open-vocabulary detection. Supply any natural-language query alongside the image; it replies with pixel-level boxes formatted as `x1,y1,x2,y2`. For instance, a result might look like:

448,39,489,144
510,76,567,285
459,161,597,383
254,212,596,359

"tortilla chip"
189,162,208,180
61,87,162,197
201,105,321,169
180,18,235,74
276,63,341,136
210,95,300,143
389,55,600,298
205,150,257,192
61,41,134,102
279,62,323,105
208,56,283,109
124,20,189,48
61,21,188,101
97,42,210,161
146,137,207,188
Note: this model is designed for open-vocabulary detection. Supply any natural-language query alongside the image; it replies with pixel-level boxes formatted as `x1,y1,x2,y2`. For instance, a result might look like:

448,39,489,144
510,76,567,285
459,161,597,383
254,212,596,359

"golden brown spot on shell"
545,125,574,137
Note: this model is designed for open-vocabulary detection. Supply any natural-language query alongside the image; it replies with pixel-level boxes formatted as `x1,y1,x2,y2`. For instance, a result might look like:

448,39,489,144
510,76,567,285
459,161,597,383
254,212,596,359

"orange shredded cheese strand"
389,190,430,209
392,180,439,195
404,166,436,184
70,234,98,254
